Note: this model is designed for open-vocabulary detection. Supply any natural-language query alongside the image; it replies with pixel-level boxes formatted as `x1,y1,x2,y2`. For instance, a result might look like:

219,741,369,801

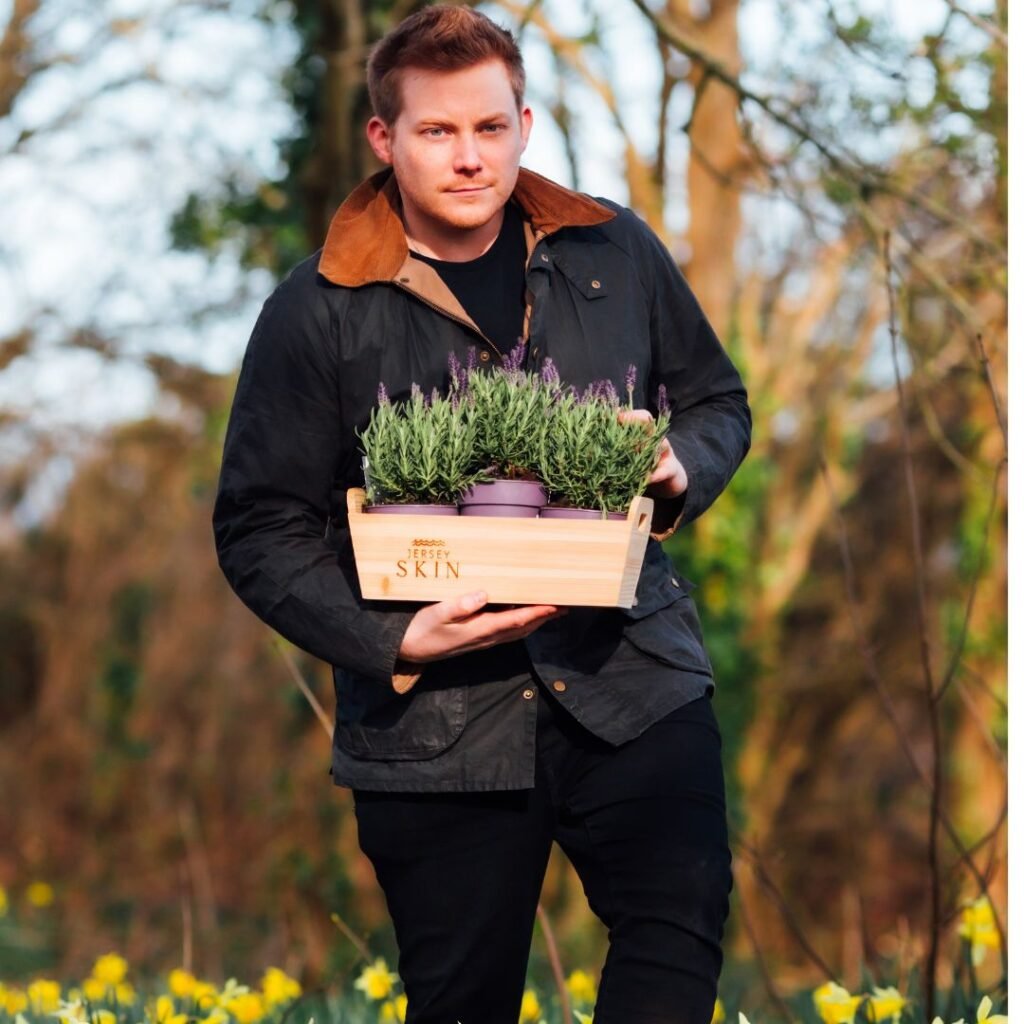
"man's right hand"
398,591,565,664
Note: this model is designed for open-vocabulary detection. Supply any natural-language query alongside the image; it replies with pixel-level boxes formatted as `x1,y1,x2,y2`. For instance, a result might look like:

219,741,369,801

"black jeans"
352,687,732,1024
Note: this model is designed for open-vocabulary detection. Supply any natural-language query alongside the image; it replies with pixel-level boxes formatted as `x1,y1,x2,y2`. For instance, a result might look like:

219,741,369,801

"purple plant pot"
540,507,628,521
365,503,458,516
458,479,547,518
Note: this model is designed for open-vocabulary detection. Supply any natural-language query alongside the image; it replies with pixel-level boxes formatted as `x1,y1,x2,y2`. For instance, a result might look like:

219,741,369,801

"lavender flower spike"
541,357,559,387
447,351,462,393
657,383,670,417
410,382,422,401
625,364,637,408
466,346,478,373
377,382,390,406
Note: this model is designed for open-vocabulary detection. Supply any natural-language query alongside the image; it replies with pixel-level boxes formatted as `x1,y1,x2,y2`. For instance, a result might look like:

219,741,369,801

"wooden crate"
346,488,654,608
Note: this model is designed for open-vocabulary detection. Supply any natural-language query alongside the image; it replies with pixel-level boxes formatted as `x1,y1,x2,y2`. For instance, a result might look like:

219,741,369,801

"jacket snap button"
523,688,535,700
399,277,410,283
480,351,490,362
553,680,567,693
540,253,549,262
671,578,680,588
591,279,601,289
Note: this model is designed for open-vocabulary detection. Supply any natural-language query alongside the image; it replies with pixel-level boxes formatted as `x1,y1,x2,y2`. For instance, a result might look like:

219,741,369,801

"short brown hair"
367,5,525,126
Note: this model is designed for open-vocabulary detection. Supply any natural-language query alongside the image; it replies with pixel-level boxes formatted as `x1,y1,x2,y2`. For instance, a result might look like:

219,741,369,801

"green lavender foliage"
466,346,558,480
357,387,488,506
537,388,669,515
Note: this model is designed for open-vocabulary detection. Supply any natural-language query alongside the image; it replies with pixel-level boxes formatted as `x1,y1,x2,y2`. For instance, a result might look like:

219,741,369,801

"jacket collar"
317,167,616,287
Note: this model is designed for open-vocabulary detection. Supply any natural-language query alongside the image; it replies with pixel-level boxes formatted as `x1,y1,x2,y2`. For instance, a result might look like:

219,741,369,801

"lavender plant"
463,343,559,480
357,379,488,506
537,365,671,516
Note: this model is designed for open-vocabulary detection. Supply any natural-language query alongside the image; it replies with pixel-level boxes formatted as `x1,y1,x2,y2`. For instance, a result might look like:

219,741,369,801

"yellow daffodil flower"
867,986,907,1022
151,993,189,1024
573,1012,594,1024
115,983,136,1004
354,959,399,1002
931,1016,966,1024
812,981,863,1024
224,992,265,1024
168,969,197,999
261,967,301,1007
379,994,408,1023
565,970,597,1005
82,977,108,1002
519,988,542,1023
975,996,1007,1024
958,898,1001,967
27,979,62,1013
0,885,9,916
199,1009,229,1024
26,882,55,908
711,997,725,1024
92,954,129,986
192,981,220,1009
0,985,29,1015
95,1010,117,1024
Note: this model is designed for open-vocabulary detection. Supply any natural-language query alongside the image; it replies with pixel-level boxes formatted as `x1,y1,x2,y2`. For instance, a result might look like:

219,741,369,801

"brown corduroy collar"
317,166,616,287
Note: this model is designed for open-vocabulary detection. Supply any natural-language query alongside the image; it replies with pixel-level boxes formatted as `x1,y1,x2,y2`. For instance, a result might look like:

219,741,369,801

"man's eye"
424,127,446,137
481,124,505,133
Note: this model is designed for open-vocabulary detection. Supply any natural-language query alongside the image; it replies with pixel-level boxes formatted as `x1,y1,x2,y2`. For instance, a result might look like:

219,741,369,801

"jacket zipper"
392,282,505,362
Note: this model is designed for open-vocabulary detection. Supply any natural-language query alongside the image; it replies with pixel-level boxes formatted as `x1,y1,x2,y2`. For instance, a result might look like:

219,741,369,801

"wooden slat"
346,488,653,608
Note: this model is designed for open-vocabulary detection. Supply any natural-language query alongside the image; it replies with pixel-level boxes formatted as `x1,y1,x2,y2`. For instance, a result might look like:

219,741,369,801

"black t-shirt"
409,203,526,355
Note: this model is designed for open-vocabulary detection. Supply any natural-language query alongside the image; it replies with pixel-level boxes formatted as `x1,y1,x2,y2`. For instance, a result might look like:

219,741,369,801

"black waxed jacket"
213,167,752,792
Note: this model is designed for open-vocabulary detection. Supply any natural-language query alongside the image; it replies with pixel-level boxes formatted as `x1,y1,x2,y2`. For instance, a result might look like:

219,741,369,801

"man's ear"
366,116,393,165
518,105,534,155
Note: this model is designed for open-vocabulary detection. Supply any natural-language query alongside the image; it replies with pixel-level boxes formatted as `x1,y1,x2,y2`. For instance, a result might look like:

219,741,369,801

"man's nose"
452,134,483,172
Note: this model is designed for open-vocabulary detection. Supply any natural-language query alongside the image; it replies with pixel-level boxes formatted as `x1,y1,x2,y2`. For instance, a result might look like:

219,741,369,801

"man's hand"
398,591,565,664
618,408,688,499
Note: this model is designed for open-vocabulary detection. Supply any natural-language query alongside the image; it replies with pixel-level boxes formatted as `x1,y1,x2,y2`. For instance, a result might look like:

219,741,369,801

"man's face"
367,60,532,243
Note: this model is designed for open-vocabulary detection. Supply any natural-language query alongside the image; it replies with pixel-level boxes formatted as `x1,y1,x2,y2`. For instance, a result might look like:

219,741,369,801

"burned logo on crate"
396,539,461,579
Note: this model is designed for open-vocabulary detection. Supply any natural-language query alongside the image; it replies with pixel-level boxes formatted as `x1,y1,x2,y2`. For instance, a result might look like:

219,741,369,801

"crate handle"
347,487,367,516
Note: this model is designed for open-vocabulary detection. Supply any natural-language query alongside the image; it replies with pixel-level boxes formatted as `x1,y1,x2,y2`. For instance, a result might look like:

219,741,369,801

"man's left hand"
617,408,688,499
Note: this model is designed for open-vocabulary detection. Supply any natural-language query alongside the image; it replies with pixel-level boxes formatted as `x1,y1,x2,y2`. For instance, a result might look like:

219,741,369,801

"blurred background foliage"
0,0,1007,1019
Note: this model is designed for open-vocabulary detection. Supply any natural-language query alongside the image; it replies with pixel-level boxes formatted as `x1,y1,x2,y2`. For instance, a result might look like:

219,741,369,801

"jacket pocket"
332,667,468,761
621,571,713,675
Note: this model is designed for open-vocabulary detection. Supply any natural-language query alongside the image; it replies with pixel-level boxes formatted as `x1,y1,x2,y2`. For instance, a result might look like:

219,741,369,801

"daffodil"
958,897,1001,966
0,985,28,1015
192,981,220,1009
812,981,863,1024
867,986,907,1022
95,1010,117,1024
168,969,197,999
92,954,129,986
379,995,408,1023
224,992,265,1024
261,967,301,1007
26,881,55,907
519,988,542,1023
27,979,62,1014
151,993,189,1024
82,977,109,1003
566,970,597,1005
739,1014,754,1024
573,1012,594,1024
354,959,399,1002
115,982,136,1004
975,995,1007,1024
0,884,9,916
52,998,88,1024
710,997,725,1024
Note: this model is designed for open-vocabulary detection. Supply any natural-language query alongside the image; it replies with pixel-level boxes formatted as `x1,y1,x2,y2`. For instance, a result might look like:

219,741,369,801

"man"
213,7,751,1024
